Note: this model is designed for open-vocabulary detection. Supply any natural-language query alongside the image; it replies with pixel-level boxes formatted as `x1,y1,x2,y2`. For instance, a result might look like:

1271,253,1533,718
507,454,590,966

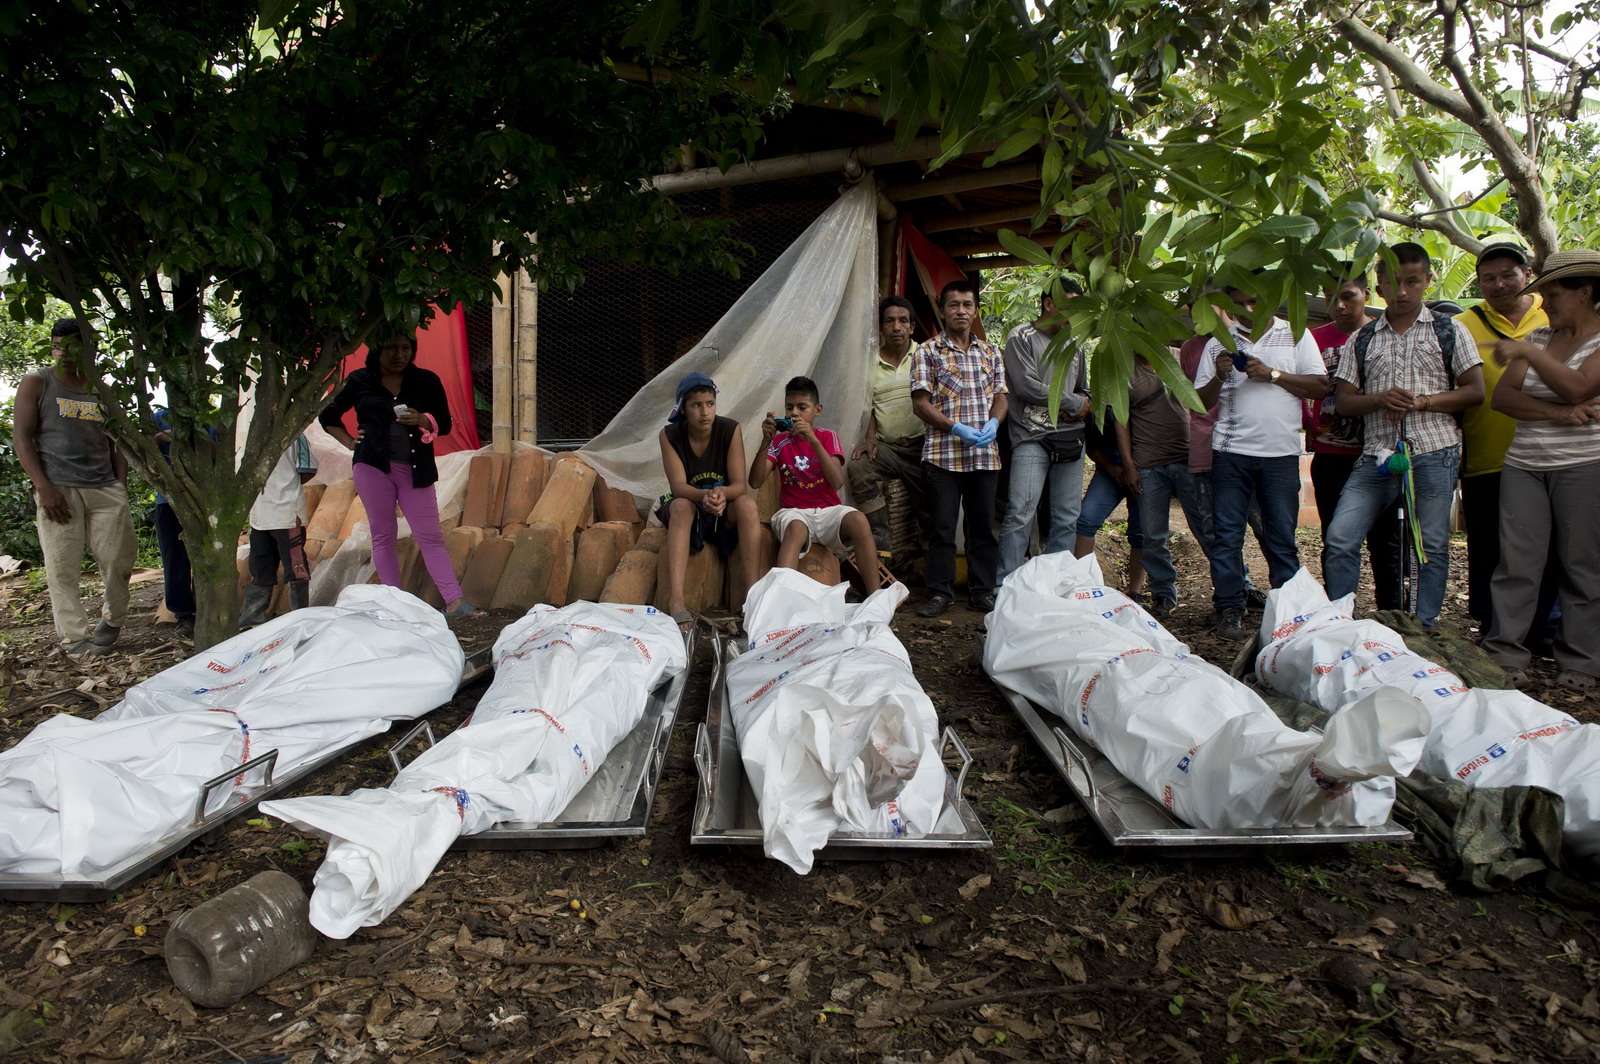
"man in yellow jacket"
1459,242,1553,635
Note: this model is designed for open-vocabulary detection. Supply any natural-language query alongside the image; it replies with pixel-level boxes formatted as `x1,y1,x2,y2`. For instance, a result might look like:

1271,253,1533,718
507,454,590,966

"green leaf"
258,0,296,29
1250,214,1318,242
987,127,1041,166
996,228,1055,267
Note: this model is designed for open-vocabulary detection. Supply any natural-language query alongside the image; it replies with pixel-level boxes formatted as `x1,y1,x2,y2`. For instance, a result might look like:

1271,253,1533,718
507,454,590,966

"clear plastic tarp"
579,180,880,503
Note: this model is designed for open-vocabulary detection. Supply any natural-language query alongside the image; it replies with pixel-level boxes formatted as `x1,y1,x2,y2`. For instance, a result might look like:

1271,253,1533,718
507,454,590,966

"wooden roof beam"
884,162,1041,202
955,254,1041,271
920,203,1045,234
941,231,1065,258
650,136,997,195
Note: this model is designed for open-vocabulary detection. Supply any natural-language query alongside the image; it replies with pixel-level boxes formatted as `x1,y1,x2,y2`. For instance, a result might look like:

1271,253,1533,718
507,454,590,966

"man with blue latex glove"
911,279,1008,617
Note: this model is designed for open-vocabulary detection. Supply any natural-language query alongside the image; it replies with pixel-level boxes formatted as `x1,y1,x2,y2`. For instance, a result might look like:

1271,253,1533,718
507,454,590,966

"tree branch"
1378,208,1486,255
1493,35,1576,68
1328,2,1559,263
1371,65,1484,251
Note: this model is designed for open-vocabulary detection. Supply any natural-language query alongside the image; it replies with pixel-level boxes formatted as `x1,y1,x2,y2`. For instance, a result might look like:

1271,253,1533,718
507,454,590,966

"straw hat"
1524,249,1600,294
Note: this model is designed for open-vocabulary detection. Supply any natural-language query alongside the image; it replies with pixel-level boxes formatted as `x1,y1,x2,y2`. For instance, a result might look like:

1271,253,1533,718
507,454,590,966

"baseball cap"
1476,242,1529,269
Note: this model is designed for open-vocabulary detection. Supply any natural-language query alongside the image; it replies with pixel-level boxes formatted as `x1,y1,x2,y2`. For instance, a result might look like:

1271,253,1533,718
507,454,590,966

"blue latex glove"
973,417,1000,446
950,422,980,445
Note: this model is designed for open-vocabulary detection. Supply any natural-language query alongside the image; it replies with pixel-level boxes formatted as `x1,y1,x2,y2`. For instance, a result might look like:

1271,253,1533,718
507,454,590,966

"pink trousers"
352,461,464,605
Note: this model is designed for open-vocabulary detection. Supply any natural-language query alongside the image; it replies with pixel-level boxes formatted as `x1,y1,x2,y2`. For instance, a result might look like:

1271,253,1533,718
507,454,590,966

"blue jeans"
1194,472,1265,593
1210,451,1302,611
1325,446,1459,625
1139,463,1221,604
998,440,1084,585
1075,467,1145,545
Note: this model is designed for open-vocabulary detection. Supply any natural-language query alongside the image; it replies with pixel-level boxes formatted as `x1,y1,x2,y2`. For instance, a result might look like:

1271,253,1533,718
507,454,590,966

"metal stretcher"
386,629,696,850
691,635,992,858
995,682,1412,853
0,647,496,903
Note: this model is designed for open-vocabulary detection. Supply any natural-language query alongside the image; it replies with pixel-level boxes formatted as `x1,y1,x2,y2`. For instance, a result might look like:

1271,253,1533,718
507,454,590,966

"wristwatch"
1269,368,1282,384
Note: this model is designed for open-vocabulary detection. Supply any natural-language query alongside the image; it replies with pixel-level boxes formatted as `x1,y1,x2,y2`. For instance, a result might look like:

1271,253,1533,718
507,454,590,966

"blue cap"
668,372,717,423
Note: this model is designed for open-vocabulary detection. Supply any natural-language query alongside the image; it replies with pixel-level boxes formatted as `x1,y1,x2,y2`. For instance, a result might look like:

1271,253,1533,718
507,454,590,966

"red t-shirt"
766,428,844,509
1305,322,1362,455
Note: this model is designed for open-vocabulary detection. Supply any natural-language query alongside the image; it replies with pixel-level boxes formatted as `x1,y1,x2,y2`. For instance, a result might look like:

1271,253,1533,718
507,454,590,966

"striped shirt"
1504,329,1600,471
1333,306,1481,457
910,332,1007,472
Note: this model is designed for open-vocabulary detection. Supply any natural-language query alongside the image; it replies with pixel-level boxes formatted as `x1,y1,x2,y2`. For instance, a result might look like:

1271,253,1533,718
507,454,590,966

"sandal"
672,610,695,633
445,598,488,619
1557,670,1598,691
1504,668,1533,691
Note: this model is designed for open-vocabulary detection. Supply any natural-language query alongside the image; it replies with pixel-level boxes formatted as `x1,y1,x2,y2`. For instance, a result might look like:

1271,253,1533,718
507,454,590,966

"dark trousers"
924,462,999,600
153,501,195,620
249,524,310,587
1461,471,1559,633
1311,452,1403,611
1211,451,1301,611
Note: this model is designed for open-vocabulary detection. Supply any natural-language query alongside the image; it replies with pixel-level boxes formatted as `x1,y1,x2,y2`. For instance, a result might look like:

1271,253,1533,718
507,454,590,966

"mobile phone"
773,417,794,431
1228,351,1249,372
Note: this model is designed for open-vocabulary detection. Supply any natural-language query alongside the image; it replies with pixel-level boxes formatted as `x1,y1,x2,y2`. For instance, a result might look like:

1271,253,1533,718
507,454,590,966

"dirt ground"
3,526,1600,1064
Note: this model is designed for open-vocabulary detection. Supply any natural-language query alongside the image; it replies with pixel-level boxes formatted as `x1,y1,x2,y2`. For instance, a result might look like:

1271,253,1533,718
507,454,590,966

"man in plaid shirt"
910,279,1008,617
1326,242,1483,627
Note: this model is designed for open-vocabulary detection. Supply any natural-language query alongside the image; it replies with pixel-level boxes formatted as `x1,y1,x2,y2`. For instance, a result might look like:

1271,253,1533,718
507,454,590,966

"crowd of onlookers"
17,242,1600,694
662,240,1596,691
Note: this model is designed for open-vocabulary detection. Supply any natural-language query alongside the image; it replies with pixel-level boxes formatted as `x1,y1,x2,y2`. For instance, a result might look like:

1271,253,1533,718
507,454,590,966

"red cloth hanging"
336,305,479,455
897,219,986,341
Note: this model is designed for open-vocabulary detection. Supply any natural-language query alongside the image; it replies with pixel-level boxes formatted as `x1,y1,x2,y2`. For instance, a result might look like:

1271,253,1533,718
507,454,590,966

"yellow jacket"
1460,294,1548,477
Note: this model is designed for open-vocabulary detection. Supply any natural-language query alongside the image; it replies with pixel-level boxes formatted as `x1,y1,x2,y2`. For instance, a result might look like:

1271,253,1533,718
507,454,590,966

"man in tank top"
12,319,137,656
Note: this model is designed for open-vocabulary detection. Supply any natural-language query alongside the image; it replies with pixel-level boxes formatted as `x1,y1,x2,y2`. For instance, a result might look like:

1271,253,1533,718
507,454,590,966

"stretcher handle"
645,711,670,785
940,726,974,797
194,749,280,825
1051,726,1098,801
692,723,715,807
388,720,438,774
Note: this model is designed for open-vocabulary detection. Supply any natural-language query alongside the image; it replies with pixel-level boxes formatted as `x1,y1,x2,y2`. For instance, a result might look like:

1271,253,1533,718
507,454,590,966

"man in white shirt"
1194,284,1328,639
240,435,319,629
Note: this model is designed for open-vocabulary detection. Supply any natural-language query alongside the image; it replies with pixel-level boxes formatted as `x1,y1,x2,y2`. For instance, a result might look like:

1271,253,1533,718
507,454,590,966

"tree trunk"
174,480,256,646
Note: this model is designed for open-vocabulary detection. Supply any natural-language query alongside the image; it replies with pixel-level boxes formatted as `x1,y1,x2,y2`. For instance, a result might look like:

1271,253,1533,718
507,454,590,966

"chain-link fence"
463,174,845,448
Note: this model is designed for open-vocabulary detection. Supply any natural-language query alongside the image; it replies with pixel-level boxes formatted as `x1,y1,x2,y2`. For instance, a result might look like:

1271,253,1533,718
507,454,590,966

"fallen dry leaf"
957,874,991,901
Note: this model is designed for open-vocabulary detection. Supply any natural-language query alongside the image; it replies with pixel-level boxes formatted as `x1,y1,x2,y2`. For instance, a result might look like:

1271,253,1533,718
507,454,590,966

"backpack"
1351,313,1465,427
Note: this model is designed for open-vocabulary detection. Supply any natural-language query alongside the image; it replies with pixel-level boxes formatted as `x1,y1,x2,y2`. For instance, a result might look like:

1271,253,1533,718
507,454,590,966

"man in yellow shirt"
848,295,928,554
1459,243,1551,632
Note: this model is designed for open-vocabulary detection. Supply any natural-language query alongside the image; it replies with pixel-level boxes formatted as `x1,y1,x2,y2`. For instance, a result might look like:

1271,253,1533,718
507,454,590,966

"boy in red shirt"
750,376,882,594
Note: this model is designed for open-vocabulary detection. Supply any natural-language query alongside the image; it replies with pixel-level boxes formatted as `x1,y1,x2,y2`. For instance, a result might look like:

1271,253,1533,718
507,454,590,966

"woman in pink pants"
320,332,487,617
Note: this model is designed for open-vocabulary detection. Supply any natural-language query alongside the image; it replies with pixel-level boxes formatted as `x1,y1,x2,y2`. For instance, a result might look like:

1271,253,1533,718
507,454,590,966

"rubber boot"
286,580,309,613
239,584,273,630
864,506,892,553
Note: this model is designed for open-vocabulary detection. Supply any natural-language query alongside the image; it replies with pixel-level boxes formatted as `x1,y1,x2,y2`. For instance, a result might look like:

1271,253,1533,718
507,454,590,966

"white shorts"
771,505,858,552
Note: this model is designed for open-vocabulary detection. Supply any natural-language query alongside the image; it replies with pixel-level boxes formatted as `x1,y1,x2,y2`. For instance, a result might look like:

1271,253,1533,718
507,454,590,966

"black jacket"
319,365,452,488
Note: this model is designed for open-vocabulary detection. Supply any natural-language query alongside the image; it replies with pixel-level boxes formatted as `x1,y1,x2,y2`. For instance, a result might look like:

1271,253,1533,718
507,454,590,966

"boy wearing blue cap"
656,373,761,628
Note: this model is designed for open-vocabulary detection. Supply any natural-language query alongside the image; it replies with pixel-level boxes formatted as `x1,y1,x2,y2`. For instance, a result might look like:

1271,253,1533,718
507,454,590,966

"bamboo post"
491,258,515,454
515,265,538,446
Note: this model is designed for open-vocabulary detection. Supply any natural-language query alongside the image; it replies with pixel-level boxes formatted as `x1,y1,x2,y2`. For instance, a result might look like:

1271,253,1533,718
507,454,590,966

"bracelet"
1421,394,1432,411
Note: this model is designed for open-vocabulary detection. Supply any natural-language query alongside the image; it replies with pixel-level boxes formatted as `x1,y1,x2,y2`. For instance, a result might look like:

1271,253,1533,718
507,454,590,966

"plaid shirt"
910,331,1007,471
1333,306,1481,457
